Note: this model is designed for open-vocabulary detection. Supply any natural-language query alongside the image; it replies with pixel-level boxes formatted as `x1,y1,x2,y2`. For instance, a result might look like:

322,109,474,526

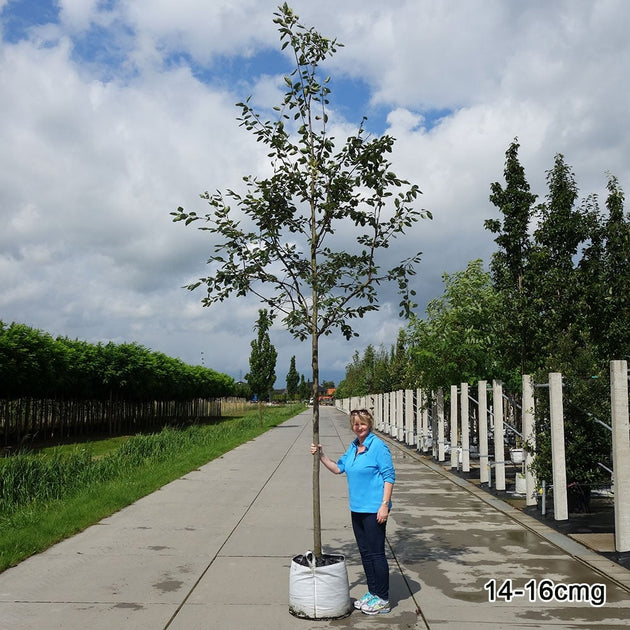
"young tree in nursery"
298,374,310,401
246,309,277,405
530,153,592,364
598,176,630,360
527,155,609,493
286,355,300,400
172,3,429,558
389,329,410,391
405,259,501,392
485,139,538,379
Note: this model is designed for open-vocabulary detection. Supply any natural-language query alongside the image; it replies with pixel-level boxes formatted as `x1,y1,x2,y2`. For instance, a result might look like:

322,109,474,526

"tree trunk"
311,326,322,558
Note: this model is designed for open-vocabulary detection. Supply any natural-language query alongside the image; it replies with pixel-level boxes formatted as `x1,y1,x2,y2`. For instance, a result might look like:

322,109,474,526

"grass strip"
0,404,304,572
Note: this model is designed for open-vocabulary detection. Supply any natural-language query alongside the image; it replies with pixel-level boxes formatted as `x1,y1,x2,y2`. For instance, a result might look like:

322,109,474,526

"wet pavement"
384,447,630,628
0,406,628,629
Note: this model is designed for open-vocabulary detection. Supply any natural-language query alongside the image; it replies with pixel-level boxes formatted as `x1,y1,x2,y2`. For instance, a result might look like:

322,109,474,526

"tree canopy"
245,309,277,401
338,140,629,488
172,3,430,557
0,320,234,401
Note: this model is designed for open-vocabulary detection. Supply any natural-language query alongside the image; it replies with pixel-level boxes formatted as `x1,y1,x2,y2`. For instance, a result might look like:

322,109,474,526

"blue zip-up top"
337,432,395,513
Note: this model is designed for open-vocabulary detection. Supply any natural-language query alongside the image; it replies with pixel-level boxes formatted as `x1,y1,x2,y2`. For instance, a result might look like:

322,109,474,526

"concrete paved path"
0,406,629,629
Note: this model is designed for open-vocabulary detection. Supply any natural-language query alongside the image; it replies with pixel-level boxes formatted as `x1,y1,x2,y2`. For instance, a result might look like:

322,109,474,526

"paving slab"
0,406,629,629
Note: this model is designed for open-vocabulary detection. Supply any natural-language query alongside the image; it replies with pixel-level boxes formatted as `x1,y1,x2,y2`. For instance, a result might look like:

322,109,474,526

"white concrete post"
396,389,405,442
367,395,375,426
610,360,630,552
414,388,422,451
390,390,396,438
405,389,414,445
377,393,384,431
450,385,458,469
417,388,424,451
461,382,470,472
430,392,438,456
422,392,430,453
436,388,445,461
371,394,378,429
391,391,397,438
492,380,506,491
478,380,488,484
390,391,397,438
382,392,388,434
549,372,568,521
402,389,408,445
522,374,537,507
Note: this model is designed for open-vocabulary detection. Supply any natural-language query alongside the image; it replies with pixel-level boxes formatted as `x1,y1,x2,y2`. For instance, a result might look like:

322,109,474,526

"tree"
298,373,310,400
286,355,300,399
336,343,396,398
389,328,410,391
172,4,429,558
405,259,501,392
245,309,277,404
526,155,608,490
598,176,630,359
485,139,538,379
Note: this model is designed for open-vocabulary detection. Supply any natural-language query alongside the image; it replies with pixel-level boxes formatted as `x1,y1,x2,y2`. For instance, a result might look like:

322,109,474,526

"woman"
311,408,395,615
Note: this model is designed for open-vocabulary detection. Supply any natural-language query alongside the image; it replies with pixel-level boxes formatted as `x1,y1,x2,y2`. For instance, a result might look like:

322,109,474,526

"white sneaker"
354,592,373,610
361,596,391,615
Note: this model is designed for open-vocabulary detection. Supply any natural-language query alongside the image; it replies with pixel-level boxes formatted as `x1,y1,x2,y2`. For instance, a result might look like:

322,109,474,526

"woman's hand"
312,444,341,474
376,504,389,524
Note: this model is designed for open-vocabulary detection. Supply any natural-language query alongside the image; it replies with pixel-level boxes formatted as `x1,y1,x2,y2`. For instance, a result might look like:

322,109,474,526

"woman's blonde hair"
349,408,373,431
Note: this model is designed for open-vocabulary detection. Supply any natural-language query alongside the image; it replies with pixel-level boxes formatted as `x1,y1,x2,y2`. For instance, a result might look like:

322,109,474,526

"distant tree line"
0,321,235,401
337,140,629,487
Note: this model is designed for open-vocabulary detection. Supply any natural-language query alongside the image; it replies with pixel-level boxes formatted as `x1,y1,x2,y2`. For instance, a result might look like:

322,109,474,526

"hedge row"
0,321,234,401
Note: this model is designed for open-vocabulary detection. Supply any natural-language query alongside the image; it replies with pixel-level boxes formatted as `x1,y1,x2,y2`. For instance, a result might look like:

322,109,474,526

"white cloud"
1,0,629,386
58,0,101,31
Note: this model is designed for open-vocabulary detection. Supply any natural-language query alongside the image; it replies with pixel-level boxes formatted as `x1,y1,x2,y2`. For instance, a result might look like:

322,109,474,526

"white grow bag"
288,551,352,619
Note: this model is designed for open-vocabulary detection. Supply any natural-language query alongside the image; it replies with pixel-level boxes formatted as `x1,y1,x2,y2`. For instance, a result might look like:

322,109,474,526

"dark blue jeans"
351,511,389,601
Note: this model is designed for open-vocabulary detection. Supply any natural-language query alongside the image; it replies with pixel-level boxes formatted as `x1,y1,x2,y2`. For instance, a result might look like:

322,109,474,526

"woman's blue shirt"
337,432,395,513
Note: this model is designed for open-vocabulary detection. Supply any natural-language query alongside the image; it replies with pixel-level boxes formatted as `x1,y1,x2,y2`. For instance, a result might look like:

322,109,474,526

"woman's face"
352,416,371,442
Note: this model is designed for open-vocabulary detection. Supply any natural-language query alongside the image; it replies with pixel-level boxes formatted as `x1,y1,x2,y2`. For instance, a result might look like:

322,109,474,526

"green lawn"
0,404,304,572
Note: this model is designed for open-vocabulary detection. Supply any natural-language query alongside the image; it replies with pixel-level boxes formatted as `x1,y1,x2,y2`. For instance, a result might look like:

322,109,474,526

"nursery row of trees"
0,321,235,401
337,140,629,486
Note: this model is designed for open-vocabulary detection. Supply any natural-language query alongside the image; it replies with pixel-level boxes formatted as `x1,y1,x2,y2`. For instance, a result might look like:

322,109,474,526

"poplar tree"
286,355,299,400
245,309,277,403
599,176,630,359
485,139,537,379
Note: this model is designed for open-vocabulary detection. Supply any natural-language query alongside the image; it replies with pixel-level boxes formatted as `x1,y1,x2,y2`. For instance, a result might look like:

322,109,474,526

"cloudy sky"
1,0,629,388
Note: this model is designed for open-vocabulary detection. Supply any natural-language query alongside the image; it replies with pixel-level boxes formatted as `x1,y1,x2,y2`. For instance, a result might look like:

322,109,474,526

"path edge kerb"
377,431,630,595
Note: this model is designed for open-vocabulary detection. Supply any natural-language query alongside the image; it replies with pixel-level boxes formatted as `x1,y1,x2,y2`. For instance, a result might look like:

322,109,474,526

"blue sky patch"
1,0,59,43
